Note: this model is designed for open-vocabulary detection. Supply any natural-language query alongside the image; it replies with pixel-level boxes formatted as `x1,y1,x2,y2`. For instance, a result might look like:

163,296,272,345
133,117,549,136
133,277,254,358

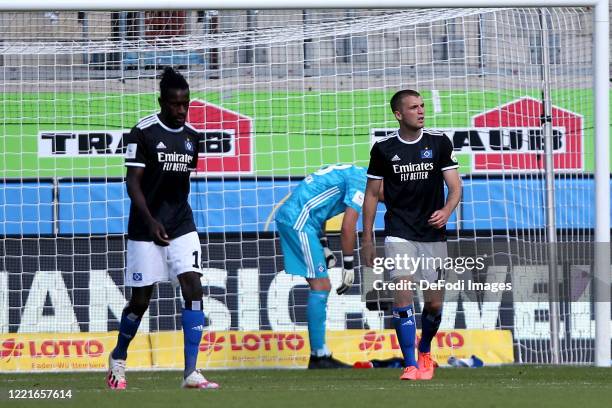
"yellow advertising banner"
150,330,310,369
324,213,344,232
326,329,514,366
150,329,513,369
0,332,151,372
0,329,512,371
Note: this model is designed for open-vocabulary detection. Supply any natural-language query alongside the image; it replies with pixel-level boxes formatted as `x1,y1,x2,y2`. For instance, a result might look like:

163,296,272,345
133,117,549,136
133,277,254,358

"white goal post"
0,0,609,369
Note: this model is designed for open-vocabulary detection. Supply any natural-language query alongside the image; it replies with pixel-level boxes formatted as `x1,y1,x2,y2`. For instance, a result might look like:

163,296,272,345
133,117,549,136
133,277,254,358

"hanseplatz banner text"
1,236,607,370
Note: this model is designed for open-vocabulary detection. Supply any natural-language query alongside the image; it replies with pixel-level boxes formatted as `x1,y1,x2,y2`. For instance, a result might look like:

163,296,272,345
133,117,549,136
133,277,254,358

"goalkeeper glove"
336,255,354,295
320,237,337,268
323,247,337,268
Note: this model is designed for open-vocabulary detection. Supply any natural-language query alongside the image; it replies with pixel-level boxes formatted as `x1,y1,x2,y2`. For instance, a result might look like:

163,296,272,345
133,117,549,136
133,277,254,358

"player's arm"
377,180,385,202
340,207,359,255
126,167,170,246
362,178,382,267
428,169,462,229
336,207,359,295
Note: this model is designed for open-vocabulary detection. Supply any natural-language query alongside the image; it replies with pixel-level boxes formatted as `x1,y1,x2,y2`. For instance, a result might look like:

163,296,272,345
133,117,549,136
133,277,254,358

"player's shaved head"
159,66,189,100
390,89,421,112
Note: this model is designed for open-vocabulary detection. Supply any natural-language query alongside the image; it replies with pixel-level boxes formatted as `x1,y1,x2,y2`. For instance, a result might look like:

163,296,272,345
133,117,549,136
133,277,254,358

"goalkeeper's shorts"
276,222,328,279
125,231,202,287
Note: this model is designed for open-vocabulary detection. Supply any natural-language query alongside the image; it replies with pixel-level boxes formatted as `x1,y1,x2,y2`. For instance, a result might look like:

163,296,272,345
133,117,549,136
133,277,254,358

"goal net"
0,6,605,371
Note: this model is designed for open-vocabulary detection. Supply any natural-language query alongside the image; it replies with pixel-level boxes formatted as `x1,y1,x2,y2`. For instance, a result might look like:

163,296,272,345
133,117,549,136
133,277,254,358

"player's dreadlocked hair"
159,66,189,100
390,89,421,112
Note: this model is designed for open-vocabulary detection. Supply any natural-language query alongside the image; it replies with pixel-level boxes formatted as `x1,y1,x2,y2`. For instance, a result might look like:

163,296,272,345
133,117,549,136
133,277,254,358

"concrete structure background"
0,8,607,88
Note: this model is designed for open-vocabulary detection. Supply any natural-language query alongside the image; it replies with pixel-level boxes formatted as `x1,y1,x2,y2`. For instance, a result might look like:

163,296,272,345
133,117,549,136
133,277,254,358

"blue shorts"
276,222,328,279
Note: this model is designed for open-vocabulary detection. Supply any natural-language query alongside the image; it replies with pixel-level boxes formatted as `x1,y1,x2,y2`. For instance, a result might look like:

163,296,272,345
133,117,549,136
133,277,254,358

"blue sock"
307,290,329,356
392,305,417,367
112,308,142,360
419,308,442,353
182,304,205,378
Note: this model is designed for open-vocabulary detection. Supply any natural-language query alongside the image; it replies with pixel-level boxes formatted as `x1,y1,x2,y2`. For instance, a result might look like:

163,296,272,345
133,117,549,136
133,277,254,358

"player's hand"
147,219,170,246
323,247,337,268
336,268,354,295
428,208,451,229
361,240,376,267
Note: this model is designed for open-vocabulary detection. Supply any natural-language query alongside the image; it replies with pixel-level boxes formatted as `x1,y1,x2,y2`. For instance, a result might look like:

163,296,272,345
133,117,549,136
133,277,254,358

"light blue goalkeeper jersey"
275,164,367,234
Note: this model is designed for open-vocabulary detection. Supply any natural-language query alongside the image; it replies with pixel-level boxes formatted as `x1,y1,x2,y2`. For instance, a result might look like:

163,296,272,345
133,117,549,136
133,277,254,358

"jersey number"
313,164,352,176
192,251,200,268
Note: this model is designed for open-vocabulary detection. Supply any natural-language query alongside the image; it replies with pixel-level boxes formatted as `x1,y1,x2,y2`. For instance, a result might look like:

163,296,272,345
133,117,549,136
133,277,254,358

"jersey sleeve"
188,134,200,171
439,135,459,171
343,180,366,214
124,127,147,168
367,142,386,179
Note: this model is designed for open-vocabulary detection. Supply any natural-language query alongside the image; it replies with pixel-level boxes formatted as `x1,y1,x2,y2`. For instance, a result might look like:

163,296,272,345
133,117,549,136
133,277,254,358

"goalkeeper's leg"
276,222,348,368
305,278,350,369
306,279,331,358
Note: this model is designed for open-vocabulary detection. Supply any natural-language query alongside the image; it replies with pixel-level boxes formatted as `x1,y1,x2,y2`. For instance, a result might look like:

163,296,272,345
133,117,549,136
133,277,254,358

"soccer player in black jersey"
362,90,461,381
106,67,218,390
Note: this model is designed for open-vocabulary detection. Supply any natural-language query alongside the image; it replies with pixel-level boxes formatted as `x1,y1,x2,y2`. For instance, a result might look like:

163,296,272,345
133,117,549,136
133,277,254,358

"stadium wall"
1,178,611,235
1,235,608,339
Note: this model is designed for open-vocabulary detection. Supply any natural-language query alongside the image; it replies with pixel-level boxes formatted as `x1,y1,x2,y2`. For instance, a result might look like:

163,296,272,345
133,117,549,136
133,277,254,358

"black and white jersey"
367,129,458,242
124,114,201,241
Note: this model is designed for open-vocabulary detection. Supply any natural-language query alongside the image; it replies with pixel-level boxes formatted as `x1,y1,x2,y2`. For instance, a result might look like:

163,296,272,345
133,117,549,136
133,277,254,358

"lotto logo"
0,338,104,359
359,331,385,351
1,339,24,361
132,273,142,281
356,330,466,353
199,332,225,354
198,332,306,354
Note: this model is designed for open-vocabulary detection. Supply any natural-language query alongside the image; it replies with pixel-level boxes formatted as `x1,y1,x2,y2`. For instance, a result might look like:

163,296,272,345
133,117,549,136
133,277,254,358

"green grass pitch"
1,367,611,408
